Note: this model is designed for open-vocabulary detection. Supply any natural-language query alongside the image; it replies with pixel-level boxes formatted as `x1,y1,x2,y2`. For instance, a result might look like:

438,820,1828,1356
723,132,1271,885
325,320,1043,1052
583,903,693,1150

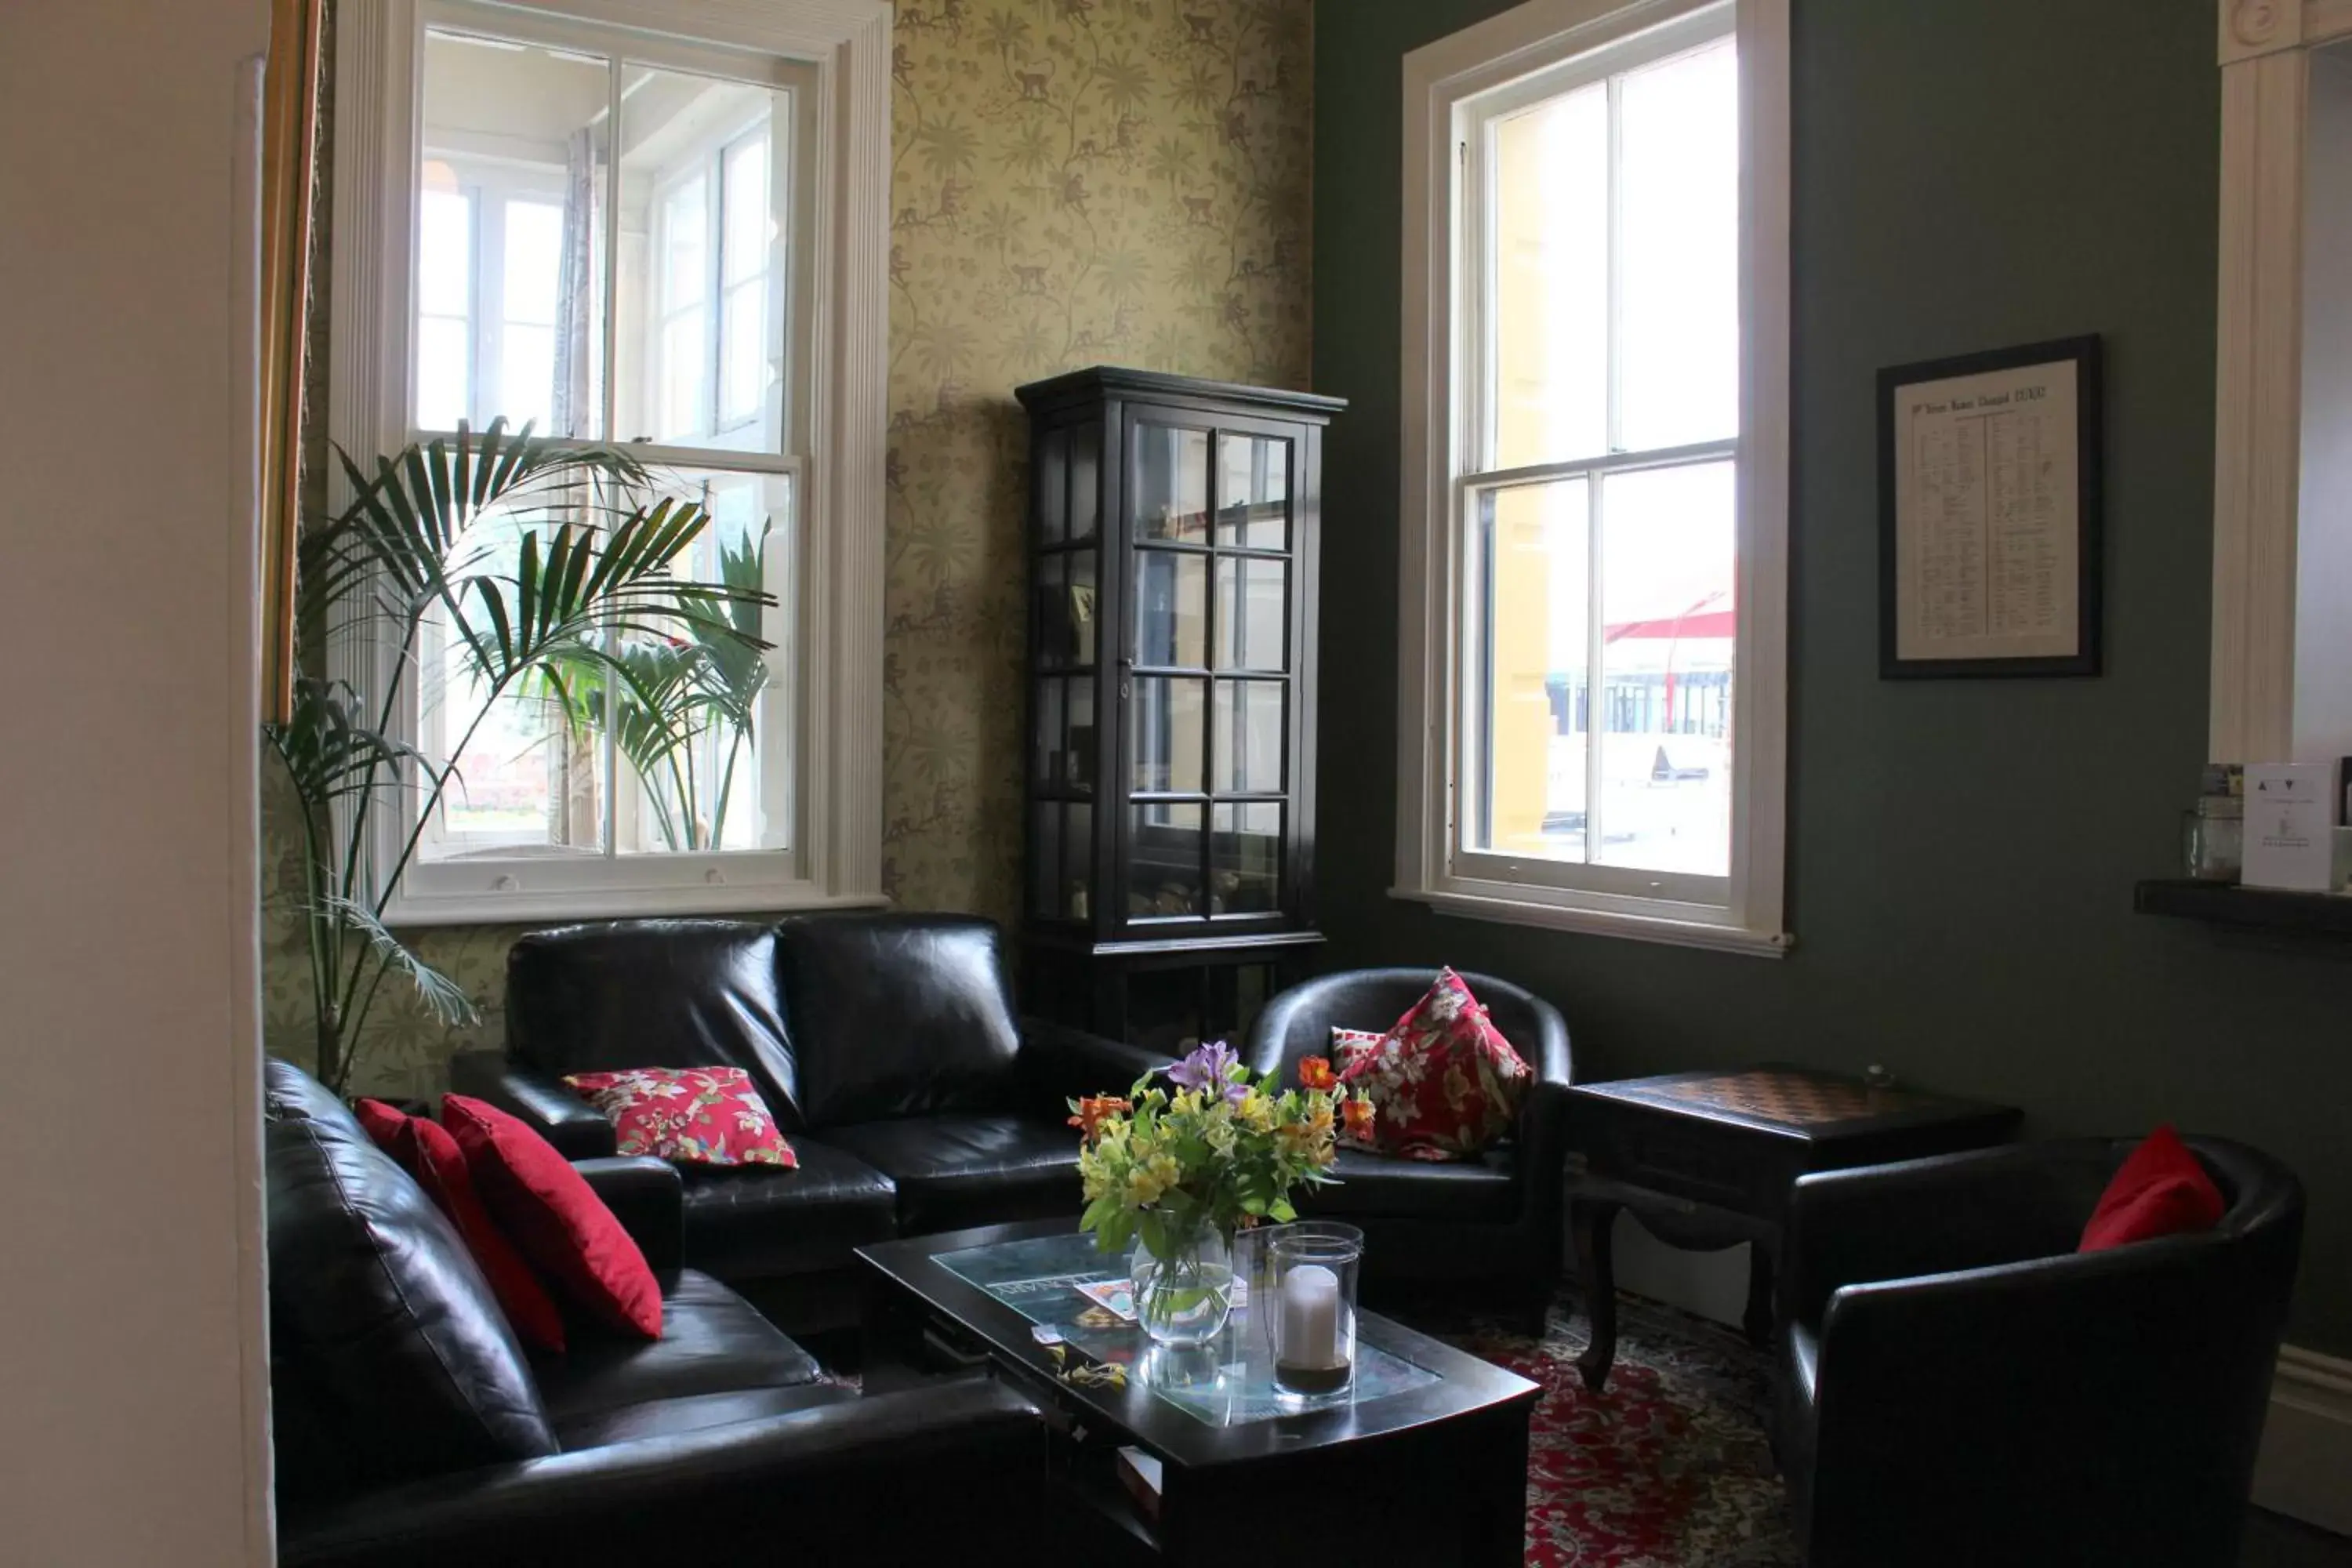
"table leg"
1462,1410,1533,1568
1743,1243,1776,1349
1570,1197,1620,1392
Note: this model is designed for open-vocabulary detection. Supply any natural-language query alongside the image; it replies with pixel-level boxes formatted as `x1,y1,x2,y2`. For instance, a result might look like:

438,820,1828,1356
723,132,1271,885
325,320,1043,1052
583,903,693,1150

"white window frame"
2208,0,2352,763
1394,0,1791,956
330,0,888,925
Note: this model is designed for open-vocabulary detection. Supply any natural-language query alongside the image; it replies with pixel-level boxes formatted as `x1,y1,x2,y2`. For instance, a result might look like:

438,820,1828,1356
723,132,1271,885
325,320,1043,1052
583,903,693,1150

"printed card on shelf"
2242,764,2334,891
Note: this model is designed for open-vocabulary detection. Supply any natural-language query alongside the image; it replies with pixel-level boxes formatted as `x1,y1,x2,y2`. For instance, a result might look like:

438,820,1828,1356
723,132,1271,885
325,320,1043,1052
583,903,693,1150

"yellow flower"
1236,1091,1276,1133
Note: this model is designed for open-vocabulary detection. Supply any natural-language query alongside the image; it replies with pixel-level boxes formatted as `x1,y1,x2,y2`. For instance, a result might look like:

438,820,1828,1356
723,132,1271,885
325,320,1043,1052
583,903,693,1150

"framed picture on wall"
1878,335,2103,678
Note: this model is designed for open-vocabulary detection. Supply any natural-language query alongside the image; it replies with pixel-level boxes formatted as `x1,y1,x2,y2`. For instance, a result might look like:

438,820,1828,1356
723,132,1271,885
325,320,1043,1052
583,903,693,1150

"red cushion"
1333,969,1532,1161
561,1066,798,1169
352,1098,420,1175
408,1116,569,1353
441,1094,662,1340
2079,1125,2227,1253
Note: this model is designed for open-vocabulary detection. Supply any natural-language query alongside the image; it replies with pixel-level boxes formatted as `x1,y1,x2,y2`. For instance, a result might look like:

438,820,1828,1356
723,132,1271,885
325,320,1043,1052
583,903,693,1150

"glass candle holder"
1269,1221,1363,1396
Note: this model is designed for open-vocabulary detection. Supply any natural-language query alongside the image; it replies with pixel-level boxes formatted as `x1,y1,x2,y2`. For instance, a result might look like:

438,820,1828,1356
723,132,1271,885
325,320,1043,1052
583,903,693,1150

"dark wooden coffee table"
858,1220,1540,1567
1564,1064,2021,1391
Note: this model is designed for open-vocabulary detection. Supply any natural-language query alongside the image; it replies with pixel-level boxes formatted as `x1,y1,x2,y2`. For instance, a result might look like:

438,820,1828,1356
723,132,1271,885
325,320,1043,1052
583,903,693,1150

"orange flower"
1342,1097,1377,1141
1067,1094,1132,1142
1298,1055,1338,1092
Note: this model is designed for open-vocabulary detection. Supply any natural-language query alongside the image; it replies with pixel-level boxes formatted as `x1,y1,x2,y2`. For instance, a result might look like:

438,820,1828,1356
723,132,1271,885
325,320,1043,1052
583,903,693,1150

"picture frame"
1877,335,2103,679
260,0,325,723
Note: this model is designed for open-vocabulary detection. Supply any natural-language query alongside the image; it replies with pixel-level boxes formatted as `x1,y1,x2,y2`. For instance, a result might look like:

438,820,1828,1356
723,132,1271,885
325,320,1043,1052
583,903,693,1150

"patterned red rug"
1434,1292,1800,1567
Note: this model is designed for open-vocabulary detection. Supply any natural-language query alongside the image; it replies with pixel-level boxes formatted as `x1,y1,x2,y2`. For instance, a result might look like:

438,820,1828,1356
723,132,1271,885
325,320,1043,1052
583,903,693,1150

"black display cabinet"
1014,367,1345,1055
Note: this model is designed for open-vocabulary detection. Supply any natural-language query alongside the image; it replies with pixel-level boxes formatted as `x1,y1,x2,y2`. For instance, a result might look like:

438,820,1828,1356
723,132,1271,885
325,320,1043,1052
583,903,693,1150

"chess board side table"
1562,1065,2022,1391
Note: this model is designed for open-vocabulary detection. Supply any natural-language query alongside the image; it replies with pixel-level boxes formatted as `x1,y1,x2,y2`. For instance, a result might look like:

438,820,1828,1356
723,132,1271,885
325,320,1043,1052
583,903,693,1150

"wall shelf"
2134,878,2352,938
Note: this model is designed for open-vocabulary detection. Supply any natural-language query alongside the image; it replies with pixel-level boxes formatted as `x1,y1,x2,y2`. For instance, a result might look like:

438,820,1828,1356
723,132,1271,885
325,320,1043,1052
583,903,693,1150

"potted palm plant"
264,419,772,1095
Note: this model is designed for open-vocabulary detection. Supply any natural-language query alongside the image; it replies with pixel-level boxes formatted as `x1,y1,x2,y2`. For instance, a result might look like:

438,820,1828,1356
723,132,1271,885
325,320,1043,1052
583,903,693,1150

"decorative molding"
2253,1344,2352,1536
2209,16,2312,760
2222,0,2304,64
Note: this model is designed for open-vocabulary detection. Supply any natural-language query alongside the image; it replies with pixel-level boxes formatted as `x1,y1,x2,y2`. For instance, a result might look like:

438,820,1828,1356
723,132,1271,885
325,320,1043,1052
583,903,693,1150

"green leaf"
316,894,477,1029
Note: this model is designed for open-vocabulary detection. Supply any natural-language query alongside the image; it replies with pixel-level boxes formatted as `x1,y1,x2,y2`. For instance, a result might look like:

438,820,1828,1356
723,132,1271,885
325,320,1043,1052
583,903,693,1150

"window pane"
1212,681,1284,794
1134,550,1207,668
1137,426,1210,542
720,278,764,427
659,310,707,439
417,183,473,319
1131,803,1204,918
723,136,768,286
416,316,471,434
499,322,556,433
1216,434,1289,549
417,486,614,861
619,68,789,452
503,199,564,325
1489,82,1607,469
1212,802,1282,914
419,29,608,437
1214,556,1287,671
1472,477,1590,862
1618,38,1739,451
1131,677,1206,793
613,466,793,855
1595,461,1734,875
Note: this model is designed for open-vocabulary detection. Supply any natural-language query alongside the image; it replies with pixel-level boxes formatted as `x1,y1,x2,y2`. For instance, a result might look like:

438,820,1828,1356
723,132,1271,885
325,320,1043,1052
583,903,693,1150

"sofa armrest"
448,1051,616,1160
1017,1016,1172,1105
278,1380,1044,1568
571,1156,682,1274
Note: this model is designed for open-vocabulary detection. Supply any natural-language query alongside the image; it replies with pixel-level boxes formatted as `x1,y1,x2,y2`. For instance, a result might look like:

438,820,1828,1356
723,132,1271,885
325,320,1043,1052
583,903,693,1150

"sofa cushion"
564,1065,798,1169
772,913,1021,1126
677,1138,898,1280
1335,968,1530,1161
550,1382,858,1450
822,1113,1082,1234
408,1113,569,1354
266,1109,557,1486
533,1270,822,1428
444,1094,663,1340
264,1054,368,1138
351,1098,419,1173
2079,1124,2227,1252
1297,1145,1519,1223
506,920,803,1127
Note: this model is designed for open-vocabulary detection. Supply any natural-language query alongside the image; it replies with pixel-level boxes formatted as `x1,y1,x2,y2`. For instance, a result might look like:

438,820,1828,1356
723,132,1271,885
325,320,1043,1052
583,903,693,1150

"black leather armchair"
1774,1136,2303,1568
1243,967,1573,1331
265,1058,1044,1567
452,913,1166,1332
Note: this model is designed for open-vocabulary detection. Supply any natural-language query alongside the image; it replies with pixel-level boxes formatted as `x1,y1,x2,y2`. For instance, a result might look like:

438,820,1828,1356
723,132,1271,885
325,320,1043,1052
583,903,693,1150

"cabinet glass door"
1030,421,1102,922
1126,419,1294,927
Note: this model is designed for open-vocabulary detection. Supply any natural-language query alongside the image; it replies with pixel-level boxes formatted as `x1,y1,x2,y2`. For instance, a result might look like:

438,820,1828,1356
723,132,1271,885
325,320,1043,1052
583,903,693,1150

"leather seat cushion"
1776,1321,1822,1546
1296,1146,1519,1222
532,1270,822,1427
677,1138,898,1279
552,1381,858,1450
821,1114,1083,1234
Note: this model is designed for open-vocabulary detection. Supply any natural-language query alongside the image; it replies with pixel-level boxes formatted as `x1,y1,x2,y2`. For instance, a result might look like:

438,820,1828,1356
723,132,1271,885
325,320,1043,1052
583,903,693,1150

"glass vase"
1129,1222,1235,1346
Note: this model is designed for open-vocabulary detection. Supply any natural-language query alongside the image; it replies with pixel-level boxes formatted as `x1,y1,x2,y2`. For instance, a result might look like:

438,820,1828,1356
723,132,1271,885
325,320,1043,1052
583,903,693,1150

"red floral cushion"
441,1094,662,1340
1333,970,1531,1161
402,1115,569,1352
2079,1125,2227,1252
561,1067,797,1169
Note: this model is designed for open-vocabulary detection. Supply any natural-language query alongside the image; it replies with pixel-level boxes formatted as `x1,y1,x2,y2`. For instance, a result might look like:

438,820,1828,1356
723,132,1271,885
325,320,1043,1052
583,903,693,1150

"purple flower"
1167,1040,1249,1104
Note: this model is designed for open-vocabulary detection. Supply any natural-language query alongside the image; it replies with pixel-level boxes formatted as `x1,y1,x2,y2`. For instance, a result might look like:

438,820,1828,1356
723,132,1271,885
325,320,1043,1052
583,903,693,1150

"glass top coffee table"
858,1219,1539,1566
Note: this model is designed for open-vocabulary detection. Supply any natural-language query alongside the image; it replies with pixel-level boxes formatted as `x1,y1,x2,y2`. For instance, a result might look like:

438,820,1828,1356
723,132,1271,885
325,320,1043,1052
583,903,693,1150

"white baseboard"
2255,1345,2352,1537
1597,1217,2350,1541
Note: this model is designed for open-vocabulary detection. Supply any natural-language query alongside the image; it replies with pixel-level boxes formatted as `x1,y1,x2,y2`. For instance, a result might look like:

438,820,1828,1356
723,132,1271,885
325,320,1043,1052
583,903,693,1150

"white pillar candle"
1279,1263,1342,1369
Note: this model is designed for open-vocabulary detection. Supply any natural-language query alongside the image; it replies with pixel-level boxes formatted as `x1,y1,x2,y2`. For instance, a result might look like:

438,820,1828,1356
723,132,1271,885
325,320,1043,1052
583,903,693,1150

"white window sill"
1388,884,1792,958
382,881,887,929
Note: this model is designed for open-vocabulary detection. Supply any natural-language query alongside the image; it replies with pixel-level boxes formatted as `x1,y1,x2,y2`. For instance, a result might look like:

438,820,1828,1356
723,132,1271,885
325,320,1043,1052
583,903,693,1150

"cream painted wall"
0,1,274,1563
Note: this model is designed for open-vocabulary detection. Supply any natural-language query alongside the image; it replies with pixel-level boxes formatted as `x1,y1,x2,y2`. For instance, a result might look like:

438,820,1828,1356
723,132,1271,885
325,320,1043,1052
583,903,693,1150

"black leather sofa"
453,913,1167,1332
1774,1135,2303,1568
263,1058,1044,1566
1243,967,1574,1332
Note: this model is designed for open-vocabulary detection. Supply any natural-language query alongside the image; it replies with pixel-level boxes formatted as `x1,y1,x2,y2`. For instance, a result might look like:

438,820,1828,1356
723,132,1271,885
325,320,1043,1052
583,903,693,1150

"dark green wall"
1313,0,2351,1354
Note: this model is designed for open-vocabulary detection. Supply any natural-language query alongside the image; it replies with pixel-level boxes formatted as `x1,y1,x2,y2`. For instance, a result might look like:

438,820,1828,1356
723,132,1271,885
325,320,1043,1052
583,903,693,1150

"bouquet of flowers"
1071,1040,1374,1341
